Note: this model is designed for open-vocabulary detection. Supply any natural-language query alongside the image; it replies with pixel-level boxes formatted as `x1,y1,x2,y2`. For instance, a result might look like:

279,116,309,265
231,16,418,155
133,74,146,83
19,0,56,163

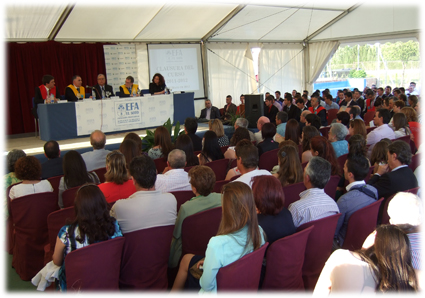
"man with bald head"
254,116,270,144
81,130,111,171
94,74,115,99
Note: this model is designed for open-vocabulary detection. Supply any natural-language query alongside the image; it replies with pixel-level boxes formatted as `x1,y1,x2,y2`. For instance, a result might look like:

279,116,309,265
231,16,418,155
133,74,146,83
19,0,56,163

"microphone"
86,85,101,99
86,85,95,89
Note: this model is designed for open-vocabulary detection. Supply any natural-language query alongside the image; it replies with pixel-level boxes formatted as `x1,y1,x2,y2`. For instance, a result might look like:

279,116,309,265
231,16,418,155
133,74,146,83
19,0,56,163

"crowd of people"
6,83,422,293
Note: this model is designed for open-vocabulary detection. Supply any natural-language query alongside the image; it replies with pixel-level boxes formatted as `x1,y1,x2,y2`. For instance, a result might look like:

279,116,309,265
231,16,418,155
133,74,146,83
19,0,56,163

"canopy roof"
5,0,420,44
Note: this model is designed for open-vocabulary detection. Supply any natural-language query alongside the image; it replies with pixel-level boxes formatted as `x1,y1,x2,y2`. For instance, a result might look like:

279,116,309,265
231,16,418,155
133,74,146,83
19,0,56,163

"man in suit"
222,95,237,121
283,95,301,122
41,140,64,179
368,140,418,199
199,99,220,120
264,95,278,124
119,76,139,98
296,98,308,112
352,90,365,114
65,75,89,101
308,94,327,127
94,74,114,99
33,74,60,118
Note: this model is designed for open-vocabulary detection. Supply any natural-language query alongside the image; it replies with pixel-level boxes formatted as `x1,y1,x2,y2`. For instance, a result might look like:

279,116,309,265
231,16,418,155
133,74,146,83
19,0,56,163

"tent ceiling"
4,1,420,44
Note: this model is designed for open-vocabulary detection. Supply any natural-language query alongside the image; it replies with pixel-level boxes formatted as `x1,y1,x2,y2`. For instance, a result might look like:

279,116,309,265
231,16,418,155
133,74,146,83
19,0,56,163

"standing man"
119,76,139,98
94,74,114,99
222,95,237,121
308,94,327,127
283,94,301,122
65,75,88,102
199,99,220,120
33,74,60,118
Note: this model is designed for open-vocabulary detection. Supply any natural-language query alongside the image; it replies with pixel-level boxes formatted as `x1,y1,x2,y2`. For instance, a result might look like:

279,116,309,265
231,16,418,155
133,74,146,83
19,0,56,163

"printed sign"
115,99,142,126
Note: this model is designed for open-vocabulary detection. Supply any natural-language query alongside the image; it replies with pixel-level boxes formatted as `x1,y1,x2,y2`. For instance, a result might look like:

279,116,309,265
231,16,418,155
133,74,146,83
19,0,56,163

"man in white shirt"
81,130,110,171
233,139,271,188
366,109,395,157
253,116,270,144
155,149,192,193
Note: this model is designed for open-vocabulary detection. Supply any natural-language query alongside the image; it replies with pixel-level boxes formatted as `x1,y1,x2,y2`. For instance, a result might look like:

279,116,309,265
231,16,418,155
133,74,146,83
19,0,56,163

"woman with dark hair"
272,145,303,187
175,134,199,167
310,136,341,176
198,131,224,165
392,112,411,138
284,119,300,145
257,122,278,157
314,224,418,293
370,140,391,173
119,139,140,170
148,126,174,160
98,151,137,204
5,149,26,191
349,119,367,139
9,156,53,200
58,150,99,208
123,132,143,153
301,126,320,163
336,111,350,129
53,184,123,291
171,181,265,292
252,175,295,245
149,73,167,95
224,127,251,160
348,134,368,159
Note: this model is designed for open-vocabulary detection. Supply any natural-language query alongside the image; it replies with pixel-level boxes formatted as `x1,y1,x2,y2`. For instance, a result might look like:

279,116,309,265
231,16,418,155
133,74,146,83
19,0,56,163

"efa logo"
117,102,140,117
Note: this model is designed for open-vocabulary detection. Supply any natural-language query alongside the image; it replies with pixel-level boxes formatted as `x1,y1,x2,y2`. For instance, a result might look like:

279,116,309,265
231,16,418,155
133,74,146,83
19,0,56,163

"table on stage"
38,92,195,141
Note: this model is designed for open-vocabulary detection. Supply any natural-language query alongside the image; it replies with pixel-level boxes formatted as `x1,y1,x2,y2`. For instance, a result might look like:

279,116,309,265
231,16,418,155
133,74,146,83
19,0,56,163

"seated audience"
264,95,279,124
168,166,222,268
119,139,140,171
400,106,418,123
174,134,199,167
234,118,255,142
310,136,341,176
305,113,321,131
252,175,295,244
148,126,174,160
236,95,246,117
272,145,303,187
370,139,392,173
283,94,301,121
199,99,220,120
81,130,111,171
110,155,176,234
274,111,288,142
284,119,300,145
328,123,349,158
301,126,320,163
123,132,143,154
5,149,26,191
299,110,312,133
254,116,270,144
367,140,418,199
392,112,411,138
209,119,229,147
257,122,279,157
53,184,123,291
224,127,251,160
309,94,327,126
171,182,266,292
184,117,202,151
347,134,368,159
98,151,137,204
348,105,362,121
348,119,367,138
58,150,100,208
41,140,64,179
9,156,53,200
288,156,339,228
366,109,395,157
198,131,224,165
155,149,192,193
336,111,350,129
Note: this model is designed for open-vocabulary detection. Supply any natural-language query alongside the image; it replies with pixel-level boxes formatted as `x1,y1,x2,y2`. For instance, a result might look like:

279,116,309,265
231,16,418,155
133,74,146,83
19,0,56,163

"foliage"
227,113,241,127
348,69,367,78
142,118,185,152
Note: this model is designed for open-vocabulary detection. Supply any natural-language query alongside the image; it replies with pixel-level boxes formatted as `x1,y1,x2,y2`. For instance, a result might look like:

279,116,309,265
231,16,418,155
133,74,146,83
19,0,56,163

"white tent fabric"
136,43,150,90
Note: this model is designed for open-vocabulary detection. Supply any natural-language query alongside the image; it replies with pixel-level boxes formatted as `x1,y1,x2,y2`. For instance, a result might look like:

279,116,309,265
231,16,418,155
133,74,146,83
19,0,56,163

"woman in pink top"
98,151,136,204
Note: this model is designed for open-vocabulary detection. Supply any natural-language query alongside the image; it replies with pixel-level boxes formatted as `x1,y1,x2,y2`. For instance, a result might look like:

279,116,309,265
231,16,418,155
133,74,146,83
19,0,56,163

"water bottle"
132,89,136,97
102,89,105,99
92,89,96,100
50,93,54,104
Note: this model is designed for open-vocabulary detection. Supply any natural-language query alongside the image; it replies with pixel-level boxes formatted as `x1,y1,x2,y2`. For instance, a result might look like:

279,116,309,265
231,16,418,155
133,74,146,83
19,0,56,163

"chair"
230,159,237,168
366,126,376,134
262,227,314,290
183,165,194,173
296,213,341,290
258,148,279,171
115,91,120,97
229,174,241,181
327,109,338,124
141,89,150,95
298,144,303,161
10,192,59,280
92,167,107,183
380,187,420,225
363,111,375,124
337,153,348,172
324,175,340,200
171,190,194,213
120,225,174,290
409,153,421,172
31,97,40,138
6,182,21,254
62,186,80,208
409,121,420,149
394,134,411,145
47,175,63,199
301,161,308,170
181,207,222,256
214,180,230,193
194,150,201,156
220,145,229,154
319,127,330,139
282,181,306,208
154,158,168,174
44,207,76,265
341,198,384,251
65,237,125,291
216,243,269,291
364,166,375,183
219,108,224,116
205,159,229,181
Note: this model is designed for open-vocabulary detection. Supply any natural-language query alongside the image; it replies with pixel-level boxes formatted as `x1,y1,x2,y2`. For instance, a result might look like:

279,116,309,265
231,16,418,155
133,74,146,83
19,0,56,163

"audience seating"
319,127,330,139
408,121,420,150
194,150,201,156
327,109,338,124
44,207,76,265
216,243,269,291
62,186,80,208
181,207,222,256
154,158,168,174
10,192,59,281
345,134,351,141
6,183,21,254
92,167,107,183
171,190,194,213
363,111,375,125
341,198,384,251
119,225,174,290
380,187,420,225
65,237,125,291
213,180,230,193
409,153,421,172
394,134,411,145
205,159,229,181
47,175,63,199
219,108,224,116
282,181,306,209
258,148,279,171
262,226,314,290
229,174,241,181
337,153,348,172
296,213,341,290
301,161,308,170
324,175,340,200
183,165,194,173
220,145,229,154
298,144,303,161
364,166,375,183
230,159,237,168
366,126,376,134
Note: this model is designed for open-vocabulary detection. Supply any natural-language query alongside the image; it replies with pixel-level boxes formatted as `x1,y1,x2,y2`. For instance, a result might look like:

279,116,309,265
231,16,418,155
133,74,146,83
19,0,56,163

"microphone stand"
86,85,102,99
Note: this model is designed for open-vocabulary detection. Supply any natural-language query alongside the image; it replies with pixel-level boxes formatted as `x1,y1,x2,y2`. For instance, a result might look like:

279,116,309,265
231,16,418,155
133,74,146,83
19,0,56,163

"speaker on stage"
244,94,264,128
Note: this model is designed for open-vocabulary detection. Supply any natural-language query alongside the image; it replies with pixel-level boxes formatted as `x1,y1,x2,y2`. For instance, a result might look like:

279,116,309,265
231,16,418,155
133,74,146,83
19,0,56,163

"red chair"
337,153,348,173
301,161,308,170
154,157,168,174
407,186,420,195
324,175,340,200
341,198,384,251
216,243,269,291
364,166,375,183
44,207,76,265
194,150,201,156
214,180,230,193
327,109,338,124
6,182,21,254
394,134,411,145
262,227,314,290
171,190,194,213
296,213,341,290
298,144,303,161
184,165,194,173
363,111,375,125
282,181,306,209
205,159,230,181
219,108,224,116
380,187,420,225
181,207,222,256
92,167,107,183
319,127,330,139
62,186,80,208
258,148,279,171
230,159,237,168
47,175,63,199
409,153,421,172
10,192,59,281
220,145,229,154
366,126,376,134
229,174,241,181
65,237,125,291
409,121,420,149
120,225,174,290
